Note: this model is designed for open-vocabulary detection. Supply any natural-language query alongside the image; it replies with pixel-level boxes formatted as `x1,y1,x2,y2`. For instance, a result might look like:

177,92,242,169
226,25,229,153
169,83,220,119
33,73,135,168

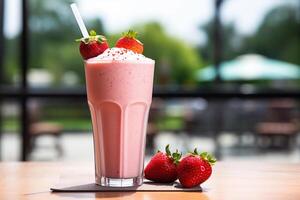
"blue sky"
4,0,298,45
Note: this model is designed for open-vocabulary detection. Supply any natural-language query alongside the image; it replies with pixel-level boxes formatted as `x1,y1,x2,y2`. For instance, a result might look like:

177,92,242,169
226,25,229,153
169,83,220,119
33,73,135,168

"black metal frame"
1,0,300,160
20,0,30,161
2,86,300,99
0,0,4,160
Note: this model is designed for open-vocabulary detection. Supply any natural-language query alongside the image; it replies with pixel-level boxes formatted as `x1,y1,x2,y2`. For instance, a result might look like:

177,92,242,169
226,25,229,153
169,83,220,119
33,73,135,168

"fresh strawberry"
144,145,181,183
115,30,143,54
76,30,109,59
177,149,216,188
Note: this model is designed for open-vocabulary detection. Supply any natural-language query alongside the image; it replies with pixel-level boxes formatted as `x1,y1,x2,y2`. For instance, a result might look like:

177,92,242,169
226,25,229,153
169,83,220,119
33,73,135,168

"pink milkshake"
85,48,155,187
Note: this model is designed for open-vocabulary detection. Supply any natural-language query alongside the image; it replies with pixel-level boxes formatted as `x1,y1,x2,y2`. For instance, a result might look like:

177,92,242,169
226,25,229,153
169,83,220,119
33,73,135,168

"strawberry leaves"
165,144,171,156
165,144,182,165
190,148,217,166
89,29,97,36
200,152,217,165
76,29,107,44
172,150,182,165
122,30,138,39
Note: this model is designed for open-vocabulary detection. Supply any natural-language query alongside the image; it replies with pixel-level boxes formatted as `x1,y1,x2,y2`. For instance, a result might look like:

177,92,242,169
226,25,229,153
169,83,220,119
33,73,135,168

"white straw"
70,3,89,38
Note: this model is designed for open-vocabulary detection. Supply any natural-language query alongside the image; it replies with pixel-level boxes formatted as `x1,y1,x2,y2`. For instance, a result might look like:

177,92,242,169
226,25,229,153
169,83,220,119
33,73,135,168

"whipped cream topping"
87,47,154,63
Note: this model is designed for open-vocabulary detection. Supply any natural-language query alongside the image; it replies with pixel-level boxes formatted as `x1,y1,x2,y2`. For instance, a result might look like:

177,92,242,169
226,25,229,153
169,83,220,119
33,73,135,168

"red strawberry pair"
76,30,143,60
144,145,216,188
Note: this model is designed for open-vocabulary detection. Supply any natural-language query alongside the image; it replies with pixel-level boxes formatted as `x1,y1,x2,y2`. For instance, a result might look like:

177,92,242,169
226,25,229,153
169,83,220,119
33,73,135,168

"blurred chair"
222,99,266,145
28,100,63,158
255,99,299,150
184,99,215,137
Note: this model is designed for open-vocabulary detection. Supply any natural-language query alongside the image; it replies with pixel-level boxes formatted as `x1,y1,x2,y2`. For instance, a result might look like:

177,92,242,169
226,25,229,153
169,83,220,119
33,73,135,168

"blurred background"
0,0,300,162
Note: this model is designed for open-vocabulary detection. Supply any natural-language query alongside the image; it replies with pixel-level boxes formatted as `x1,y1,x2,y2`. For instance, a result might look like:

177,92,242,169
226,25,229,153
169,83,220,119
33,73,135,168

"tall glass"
84,59,155,187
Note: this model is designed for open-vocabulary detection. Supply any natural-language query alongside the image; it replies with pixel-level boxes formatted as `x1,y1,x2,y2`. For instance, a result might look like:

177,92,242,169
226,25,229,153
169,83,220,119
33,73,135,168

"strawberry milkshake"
86,48,154,186
78,30,154,187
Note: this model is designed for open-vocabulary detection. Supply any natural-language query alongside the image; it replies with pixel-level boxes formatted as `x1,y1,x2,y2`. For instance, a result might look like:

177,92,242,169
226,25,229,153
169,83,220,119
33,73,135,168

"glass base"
96,176,143,187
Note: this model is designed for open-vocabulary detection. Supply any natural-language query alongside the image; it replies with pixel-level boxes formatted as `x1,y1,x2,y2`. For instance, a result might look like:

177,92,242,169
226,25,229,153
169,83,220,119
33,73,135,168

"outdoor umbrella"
197,54,300,81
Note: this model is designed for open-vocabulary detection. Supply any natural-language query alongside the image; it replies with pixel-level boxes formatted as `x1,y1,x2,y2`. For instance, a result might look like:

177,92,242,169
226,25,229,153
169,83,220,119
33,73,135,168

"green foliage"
3,38,20,84
199,22,242,63
242,5,300,65
27,0,105,85
138,23,204,85
199,4,300,66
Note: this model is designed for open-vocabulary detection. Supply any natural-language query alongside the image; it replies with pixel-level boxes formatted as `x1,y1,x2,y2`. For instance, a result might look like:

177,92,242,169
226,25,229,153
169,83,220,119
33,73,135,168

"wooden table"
1,162,299,200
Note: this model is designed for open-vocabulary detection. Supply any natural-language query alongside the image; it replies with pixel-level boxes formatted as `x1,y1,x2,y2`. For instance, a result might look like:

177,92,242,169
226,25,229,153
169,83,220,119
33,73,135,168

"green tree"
140,23,204,85
242,5,300,65
199,21,242,64
5,0,105,85
3,37,19,84
199,4,300,66
28,0,105,85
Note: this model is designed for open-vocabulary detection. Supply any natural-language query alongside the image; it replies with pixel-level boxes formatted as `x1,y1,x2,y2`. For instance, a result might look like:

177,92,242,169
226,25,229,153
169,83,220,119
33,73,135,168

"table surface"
1,161,299,200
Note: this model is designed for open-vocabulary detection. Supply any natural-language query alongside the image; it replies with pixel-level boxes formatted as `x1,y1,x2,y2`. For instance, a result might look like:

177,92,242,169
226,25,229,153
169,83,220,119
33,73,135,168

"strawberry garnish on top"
115,30,144,54
177,149,216,188
144,145,182,183
76,30,109,60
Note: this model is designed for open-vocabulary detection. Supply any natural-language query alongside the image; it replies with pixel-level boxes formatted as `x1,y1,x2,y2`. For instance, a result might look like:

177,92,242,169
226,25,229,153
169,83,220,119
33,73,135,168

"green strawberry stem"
191,148,217,166
89,30,97,36
122,30,138,39
165,144,182,165
75,29,106,44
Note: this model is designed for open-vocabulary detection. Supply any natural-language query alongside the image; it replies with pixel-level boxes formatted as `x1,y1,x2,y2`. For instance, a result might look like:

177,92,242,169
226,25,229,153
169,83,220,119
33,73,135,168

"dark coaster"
51,175,202,192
